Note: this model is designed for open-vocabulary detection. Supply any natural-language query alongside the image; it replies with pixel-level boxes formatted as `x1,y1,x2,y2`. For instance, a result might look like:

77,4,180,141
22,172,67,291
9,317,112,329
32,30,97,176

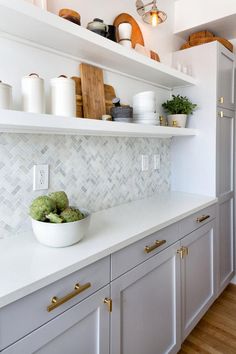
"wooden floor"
178,284,236,354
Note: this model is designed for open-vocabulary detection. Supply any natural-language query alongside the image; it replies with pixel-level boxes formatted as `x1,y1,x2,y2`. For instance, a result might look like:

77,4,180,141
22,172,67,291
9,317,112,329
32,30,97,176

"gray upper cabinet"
110,242,181,354
180,221,216,340
2,286,110,354
217,108,234,198
217,46,235,111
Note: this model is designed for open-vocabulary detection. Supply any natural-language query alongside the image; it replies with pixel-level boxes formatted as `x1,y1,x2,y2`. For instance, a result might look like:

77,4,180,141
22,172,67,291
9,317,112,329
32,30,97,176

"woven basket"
189,37,233,52
189,31,214,41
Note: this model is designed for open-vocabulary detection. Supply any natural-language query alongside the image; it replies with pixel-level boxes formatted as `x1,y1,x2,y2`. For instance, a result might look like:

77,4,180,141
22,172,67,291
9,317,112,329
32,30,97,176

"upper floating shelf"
0,110,198,138
0,0,198,90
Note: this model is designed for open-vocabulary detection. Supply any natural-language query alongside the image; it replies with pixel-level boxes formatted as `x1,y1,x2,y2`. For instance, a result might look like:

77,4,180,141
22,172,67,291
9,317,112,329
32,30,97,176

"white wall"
175,0,236,34
46,0,182,65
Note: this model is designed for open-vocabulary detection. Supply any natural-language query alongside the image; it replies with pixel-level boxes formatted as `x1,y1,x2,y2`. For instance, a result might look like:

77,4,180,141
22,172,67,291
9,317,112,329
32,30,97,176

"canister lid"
0,80,12,89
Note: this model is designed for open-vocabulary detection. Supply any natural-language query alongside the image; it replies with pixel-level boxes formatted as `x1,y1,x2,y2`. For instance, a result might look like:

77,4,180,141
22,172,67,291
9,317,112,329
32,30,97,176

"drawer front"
111,223,179,280
0,257,110,351
179,204,217,237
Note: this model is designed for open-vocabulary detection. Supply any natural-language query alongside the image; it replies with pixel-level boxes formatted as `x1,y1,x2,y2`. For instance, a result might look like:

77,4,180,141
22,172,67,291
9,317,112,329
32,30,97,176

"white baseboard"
231,275,236,284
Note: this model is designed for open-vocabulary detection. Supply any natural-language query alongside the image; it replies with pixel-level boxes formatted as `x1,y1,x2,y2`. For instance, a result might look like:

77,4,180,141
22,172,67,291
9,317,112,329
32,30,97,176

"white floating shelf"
0,0,198,90
0,110,198,138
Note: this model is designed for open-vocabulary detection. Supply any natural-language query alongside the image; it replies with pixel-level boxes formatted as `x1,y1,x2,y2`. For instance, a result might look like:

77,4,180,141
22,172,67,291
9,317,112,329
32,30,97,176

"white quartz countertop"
0,192,217,308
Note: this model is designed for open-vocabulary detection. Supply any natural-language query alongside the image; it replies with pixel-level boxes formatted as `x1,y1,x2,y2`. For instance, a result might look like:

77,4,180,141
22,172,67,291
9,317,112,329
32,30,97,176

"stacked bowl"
132,91,159,125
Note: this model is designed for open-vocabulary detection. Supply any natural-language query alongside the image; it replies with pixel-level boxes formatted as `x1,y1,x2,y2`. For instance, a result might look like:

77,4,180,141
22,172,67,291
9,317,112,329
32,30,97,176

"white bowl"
31,210,91,248
133,119,160,125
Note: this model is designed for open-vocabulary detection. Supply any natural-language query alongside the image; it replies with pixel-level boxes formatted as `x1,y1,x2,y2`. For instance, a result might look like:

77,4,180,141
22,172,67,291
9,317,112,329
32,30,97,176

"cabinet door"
217,108,234,197
180,221,216,340
218,197,234,294
2,286,110,354
217,45,235,111
111,242,181,354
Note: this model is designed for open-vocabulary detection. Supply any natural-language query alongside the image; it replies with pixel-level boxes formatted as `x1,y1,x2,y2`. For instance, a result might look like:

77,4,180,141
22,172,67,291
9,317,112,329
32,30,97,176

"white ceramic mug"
0,81,12,110
50,75,76,117
22,73,45,114
118,23,132,40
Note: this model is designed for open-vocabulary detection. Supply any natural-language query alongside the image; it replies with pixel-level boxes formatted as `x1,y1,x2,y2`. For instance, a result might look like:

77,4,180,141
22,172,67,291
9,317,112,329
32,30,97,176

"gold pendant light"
136,0,167,27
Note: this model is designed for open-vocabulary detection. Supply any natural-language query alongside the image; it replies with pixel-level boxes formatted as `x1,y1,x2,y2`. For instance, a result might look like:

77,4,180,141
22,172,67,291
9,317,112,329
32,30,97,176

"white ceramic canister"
118,22,132,40
0,81,12,109
50,76,76,117
22,73,45,114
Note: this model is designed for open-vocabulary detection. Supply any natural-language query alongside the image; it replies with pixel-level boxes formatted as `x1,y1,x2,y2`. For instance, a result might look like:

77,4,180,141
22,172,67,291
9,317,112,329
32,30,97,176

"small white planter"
31,210,91,248
167,114,187,128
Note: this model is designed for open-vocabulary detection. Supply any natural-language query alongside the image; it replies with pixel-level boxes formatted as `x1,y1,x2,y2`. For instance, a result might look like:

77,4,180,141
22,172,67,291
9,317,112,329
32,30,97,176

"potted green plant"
162,95,197,128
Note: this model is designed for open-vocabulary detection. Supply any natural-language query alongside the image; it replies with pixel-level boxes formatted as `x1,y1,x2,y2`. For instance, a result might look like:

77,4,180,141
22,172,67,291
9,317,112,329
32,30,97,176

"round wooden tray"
113,13,144,49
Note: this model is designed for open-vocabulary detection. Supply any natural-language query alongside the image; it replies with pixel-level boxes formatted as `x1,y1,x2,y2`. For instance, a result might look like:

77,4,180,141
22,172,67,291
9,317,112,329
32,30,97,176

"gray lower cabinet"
218,196,234,293
2,286,110,354
110,242,182,354
180,221,216,340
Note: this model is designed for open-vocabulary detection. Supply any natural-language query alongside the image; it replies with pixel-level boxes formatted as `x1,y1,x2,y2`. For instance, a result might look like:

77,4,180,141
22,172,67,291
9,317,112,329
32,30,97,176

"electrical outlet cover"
33,164,49,191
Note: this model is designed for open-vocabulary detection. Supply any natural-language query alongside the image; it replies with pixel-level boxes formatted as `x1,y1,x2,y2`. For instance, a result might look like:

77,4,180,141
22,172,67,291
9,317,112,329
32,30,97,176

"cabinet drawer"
111,223,179,280
0,257,110,351
179,204,217,238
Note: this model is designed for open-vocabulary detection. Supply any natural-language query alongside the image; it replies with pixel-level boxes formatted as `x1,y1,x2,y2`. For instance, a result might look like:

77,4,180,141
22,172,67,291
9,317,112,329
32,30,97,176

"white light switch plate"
153,155,161,170
33,164,49,191
141,155,149,171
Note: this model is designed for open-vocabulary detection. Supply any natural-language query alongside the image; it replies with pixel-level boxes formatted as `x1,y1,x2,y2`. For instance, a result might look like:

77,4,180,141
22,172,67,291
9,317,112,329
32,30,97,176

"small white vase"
167,114,187,128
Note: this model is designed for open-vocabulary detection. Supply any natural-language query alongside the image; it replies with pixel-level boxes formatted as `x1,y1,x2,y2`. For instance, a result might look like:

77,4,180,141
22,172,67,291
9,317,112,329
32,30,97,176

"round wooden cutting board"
113,13,144,48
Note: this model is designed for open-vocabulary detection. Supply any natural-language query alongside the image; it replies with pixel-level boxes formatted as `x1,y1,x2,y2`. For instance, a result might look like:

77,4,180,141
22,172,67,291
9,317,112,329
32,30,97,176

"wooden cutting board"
71,76,83,118
80,63,106,119
104,84,116,114
113,13,144,49
71,77,116,117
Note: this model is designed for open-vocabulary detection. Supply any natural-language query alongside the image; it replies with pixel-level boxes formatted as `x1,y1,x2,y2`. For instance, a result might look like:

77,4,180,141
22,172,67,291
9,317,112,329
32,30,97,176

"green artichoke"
61,207,84,223
46,213,64,224
49,191,69,212
29,196,57,221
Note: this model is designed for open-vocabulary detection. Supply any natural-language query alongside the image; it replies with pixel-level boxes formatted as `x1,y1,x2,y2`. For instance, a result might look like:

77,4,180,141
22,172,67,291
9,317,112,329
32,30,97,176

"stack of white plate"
132,91,160,125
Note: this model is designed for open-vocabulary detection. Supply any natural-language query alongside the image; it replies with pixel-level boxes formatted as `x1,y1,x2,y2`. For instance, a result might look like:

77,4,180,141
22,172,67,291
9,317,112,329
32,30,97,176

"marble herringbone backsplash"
0,133,171,238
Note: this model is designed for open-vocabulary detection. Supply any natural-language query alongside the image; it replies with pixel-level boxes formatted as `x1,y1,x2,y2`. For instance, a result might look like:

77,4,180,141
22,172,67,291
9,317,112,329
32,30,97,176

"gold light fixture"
136,0,167,27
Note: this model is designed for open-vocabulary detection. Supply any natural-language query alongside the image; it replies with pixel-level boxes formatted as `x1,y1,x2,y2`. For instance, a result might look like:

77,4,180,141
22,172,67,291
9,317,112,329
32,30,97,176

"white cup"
22,73,45,114
50,76,76,117
118,22,132,40
119,39,132,48
0,81,12,110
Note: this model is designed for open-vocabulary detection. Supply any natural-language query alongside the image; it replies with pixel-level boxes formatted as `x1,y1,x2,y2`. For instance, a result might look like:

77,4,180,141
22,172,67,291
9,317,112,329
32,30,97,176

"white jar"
22,73,45,114
0,81,12,109
50,76,76,117
118,23,132,40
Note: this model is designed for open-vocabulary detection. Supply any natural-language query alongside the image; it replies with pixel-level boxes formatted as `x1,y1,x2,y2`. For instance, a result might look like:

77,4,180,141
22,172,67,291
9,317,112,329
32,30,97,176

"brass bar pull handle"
144,240,166,254
177,247,184,259
104,298,113,312
219,111,224,118
47,282,91,312
177,246,189,259
196,215,210,223
219,97,224,104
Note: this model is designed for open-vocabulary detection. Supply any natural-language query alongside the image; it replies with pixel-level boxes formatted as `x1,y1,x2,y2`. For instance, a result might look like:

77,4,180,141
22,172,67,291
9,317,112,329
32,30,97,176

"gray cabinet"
218,197,234,293
110,242,181,354
180,221,216,340
217,107,235,294
172,42,235,295
2,286,110,354
217,45,235,111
